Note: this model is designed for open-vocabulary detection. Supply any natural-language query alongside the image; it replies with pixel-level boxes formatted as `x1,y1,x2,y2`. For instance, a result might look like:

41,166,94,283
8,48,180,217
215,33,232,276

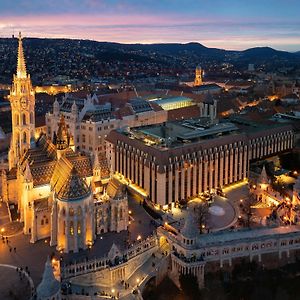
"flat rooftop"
123,117,288,150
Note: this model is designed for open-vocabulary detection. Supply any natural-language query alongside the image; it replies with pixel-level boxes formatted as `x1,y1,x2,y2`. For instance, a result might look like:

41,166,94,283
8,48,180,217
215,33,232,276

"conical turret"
181,209,199,239
24,162,33,183
259,165,269,185
36,257,61,300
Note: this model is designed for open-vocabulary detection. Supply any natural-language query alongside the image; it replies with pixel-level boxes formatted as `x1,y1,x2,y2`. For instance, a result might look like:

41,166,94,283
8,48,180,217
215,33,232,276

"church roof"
106,177,126,199
56,168,90,201
181,209,199,238
36,257,60,298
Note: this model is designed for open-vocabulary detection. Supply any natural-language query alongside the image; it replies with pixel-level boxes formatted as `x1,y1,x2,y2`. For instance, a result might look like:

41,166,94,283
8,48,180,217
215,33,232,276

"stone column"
187,165,191,198
65,218,69,253
192,161,197,196
50,199,57,246
219,153,224,187
181,163,185,200
204,159,208,192
224,151,229,185
214,153,219,188
234,148,238,182
229,148,233,183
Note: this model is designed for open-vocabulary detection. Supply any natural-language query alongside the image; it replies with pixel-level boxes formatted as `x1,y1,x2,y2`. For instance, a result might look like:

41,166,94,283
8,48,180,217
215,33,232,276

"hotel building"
106,118,294,207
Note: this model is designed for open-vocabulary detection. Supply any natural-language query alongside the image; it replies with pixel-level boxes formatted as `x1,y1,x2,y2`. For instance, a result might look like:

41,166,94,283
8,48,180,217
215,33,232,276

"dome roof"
181,209,199,239
36,257,60,299
57,168,90,201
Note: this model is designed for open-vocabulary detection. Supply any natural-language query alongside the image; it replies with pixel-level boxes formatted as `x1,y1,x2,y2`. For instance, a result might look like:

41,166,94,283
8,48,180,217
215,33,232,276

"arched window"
114,207,118,220
77,221,81,234
69,208,74,216
30,112,33,124
120,208,123,220
77,206,82,216
23,132,27,143
22,113,26,125
70,221,74,235
63,221,66,235
15,114,19,126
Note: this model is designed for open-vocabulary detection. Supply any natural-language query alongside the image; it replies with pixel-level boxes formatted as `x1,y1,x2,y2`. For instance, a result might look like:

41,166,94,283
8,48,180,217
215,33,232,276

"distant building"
194,65,203,87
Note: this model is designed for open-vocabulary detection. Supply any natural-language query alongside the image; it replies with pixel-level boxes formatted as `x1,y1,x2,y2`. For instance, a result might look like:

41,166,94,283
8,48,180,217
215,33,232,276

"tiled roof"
57,168,90,201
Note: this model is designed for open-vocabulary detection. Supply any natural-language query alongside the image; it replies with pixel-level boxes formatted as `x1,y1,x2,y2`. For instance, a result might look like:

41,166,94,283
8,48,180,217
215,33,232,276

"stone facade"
106,121,294,207
1,34,129,254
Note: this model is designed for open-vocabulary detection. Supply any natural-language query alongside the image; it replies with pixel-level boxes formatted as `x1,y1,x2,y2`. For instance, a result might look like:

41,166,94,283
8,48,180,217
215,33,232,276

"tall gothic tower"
194,65,203,87
8,32,35,169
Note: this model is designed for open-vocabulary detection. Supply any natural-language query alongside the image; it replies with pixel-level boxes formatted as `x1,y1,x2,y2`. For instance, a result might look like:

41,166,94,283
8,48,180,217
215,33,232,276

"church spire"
17,32,27,79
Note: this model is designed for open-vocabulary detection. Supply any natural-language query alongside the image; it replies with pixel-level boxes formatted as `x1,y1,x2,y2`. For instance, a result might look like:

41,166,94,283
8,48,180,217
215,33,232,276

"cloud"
0,1,299,51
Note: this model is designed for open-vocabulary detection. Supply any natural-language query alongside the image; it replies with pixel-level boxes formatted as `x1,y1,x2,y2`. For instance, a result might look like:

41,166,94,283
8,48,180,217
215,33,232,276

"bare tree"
241,194,257,227
193,201,209,233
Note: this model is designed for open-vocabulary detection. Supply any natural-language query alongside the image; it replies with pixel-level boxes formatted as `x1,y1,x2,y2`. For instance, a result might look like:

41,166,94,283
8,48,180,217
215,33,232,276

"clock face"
21,97,28,109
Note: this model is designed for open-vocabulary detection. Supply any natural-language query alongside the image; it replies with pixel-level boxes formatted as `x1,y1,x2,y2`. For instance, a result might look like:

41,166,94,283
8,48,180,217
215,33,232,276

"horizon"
1,35,299,54
0,0,299,52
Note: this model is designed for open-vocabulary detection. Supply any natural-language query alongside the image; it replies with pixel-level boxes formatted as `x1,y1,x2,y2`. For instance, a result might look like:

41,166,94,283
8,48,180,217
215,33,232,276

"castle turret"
36,257,61,300
258,165,269,191
55,168,94,253
53,98,60,117
71,101,78,120
56,115,69,159
181,209,198,248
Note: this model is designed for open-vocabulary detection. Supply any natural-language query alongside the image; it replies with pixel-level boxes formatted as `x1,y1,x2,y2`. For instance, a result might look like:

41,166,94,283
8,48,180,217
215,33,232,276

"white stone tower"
8,32,35,169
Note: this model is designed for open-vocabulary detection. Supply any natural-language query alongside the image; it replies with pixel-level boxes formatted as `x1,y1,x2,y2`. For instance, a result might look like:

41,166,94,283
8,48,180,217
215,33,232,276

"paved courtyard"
0,266,32,300
0,192,156,289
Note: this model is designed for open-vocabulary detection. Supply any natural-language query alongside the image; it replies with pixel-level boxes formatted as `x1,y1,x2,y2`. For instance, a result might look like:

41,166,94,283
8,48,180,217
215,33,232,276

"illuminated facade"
45,95,167,160
194,65,203,87
106,119,294,207
8,32,35,170
1,34,128,253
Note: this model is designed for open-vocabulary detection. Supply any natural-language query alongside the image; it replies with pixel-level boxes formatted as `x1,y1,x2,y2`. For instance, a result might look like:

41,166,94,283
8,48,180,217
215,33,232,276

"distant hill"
0,38,299,84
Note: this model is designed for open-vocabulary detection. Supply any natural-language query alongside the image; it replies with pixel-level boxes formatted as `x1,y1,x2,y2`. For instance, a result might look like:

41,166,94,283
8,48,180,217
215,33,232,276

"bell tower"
8,32,35,169
194,65,203,87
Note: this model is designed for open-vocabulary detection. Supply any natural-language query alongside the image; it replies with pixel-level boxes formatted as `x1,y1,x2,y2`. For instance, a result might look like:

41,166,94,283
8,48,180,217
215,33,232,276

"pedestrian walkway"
0,264,34,300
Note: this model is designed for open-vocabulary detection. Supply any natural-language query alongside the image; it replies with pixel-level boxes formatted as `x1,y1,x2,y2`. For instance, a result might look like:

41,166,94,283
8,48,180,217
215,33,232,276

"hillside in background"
0,38,299,84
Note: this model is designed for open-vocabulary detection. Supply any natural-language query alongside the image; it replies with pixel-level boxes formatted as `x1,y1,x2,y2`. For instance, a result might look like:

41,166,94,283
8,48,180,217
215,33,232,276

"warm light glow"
0,228,4,233
137,235,142,241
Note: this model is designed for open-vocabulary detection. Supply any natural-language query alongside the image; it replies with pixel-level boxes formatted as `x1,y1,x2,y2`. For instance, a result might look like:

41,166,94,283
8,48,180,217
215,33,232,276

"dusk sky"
0,0,299,51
